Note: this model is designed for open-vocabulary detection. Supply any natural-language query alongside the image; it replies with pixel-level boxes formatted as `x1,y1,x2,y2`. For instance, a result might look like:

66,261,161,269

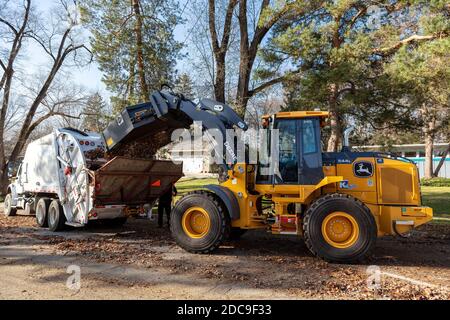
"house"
170,137,212,174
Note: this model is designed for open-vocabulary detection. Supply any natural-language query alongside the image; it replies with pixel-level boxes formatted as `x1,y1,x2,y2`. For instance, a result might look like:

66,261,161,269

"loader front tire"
47,200,66,232
303,193,377,263
171,191,230,254
4,193,17,216
35,198,50,227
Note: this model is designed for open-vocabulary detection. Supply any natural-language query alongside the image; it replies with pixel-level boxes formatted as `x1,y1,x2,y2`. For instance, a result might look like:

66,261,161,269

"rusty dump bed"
93,156,183,206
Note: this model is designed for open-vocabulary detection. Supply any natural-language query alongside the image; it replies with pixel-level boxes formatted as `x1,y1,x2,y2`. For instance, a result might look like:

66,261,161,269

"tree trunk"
327,83,341,152
433,143,450,177
214,53,226,103
421,104,436,179
0,70,13,191
208,0,238,104
0,0,31,196
129,57,135,102
424,131,434,179
235,53,251,118
132,0,149,101
0,167,8,195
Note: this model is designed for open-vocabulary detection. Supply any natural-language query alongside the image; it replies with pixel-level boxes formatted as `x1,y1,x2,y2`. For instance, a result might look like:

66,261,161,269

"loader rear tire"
303,193,377,264
171,191,230,254
4,193,17,216
47,200,66,232
35,198,50,227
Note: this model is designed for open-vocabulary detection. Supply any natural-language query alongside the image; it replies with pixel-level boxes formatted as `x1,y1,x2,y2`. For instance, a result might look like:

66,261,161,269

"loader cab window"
302,119,317,154
276,119,298,184
256,117,324,185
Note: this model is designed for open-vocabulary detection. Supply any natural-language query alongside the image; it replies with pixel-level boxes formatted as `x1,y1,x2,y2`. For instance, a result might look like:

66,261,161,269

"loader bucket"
93,156,183,206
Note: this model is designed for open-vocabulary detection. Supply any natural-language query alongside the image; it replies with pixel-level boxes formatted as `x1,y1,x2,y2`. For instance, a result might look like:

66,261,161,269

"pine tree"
386,38,450,177
260,1,449,151
81,93,110,132
80,0,182,113
174,73,195,100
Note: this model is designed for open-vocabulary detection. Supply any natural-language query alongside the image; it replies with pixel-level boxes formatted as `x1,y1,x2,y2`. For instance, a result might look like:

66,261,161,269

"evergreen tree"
81,93,110,132
174,73,195,100
386,37,450,176
260,0,449,151
81,0,182,113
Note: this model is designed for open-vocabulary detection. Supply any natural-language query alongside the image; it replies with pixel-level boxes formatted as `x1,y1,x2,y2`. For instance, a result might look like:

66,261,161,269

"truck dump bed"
93,156,183,206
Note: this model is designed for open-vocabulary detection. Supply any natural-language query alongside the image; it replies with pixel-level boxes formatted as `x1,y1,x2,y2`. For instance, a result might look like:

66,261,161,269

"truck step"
65,222,84,228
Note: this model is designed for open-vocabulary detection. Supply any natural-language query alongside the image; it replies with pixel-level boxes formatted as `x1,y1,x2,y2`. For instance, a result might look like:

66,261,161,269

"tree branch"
0,59,6,72
374,34,444,55
221,0,238,51
248,72,297,97
208,0,220,53
0,17,18,35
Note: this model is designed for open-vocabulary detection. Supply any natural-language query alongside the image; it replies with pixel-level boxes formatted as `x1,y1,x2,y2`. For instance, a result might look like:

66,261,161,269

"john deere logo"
353,161,373,177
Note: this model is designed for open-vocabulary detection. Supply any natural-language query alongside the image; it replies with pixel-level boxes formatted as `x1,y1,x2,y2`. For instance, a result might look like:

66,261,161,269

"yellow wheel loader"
102,90,433,263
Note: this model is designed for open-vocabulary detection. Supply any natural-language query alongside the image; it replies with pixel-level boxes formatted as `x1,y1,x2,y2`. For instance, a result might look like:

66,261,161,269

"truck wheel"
228,228,247,240
3,193,17,216
303,193,377,263
35,198,50,227
47,200,66,232
171,191,230,253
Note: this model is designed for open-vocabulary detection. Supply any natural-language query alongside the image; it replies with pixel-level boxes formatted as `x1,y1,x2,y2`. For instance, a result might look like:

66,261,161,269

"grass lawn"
175,177,218,199
175,179,450,220
421,186,450,219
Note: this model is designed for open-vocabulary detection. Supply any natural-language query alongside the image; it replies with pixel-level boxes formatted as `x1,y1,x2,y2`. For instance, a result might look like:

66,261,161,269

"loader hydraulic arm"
102,90,248,174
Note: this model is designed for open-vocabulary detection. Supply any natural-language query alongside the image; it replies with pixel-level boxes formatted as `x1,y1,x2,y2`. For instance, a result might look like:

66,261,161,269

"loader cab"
256,111,328,186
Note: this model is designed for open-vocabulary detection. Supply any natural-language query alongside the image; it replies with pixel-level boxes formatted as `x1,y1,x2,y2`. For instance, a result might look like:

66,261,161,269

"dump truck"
4,127,182,231
4,89,433,262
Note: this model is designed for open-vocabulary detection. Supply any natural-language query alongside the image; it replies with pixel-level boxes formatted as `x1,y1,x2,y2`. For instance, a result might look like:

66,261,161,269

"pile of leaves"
84,147,107,161
107,130,173,160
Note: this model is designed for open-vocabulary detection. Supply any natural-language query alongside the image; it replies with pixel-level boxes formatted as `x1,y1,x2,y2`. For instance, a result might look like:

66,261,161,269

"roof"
353,143,449,152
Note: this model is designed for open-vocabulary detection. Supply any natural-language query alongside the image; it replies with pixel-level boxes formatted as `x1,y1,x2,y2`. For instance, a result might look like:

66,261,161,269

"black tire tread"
171,190,230,254
35,198,51,227
303,193,376,263
48,200,66,232
4,193,17,216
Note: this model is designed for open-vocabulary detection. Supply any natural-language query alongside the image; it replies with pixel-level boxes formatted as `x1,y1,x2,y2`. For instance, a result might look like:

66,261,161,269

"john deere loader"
102,89,433,263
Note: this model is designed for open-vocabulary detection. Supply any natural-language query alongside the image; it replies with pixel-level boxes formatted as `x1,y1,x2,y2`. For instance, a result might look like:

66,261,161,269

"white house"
170,137,212,174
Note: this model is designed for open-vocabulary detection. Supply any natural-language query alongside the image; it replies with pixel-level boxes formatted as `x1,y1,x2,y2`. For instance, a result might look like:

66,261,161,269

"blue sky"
32,0,189,97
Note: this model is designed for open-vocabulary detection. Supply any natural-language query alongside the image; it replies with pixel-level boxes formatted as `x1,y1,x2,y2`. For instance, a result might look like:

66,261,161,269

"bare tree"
0,0,92,194
204,0,299,117
235,0,296,117
208,0,239,103
185,0,240,100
